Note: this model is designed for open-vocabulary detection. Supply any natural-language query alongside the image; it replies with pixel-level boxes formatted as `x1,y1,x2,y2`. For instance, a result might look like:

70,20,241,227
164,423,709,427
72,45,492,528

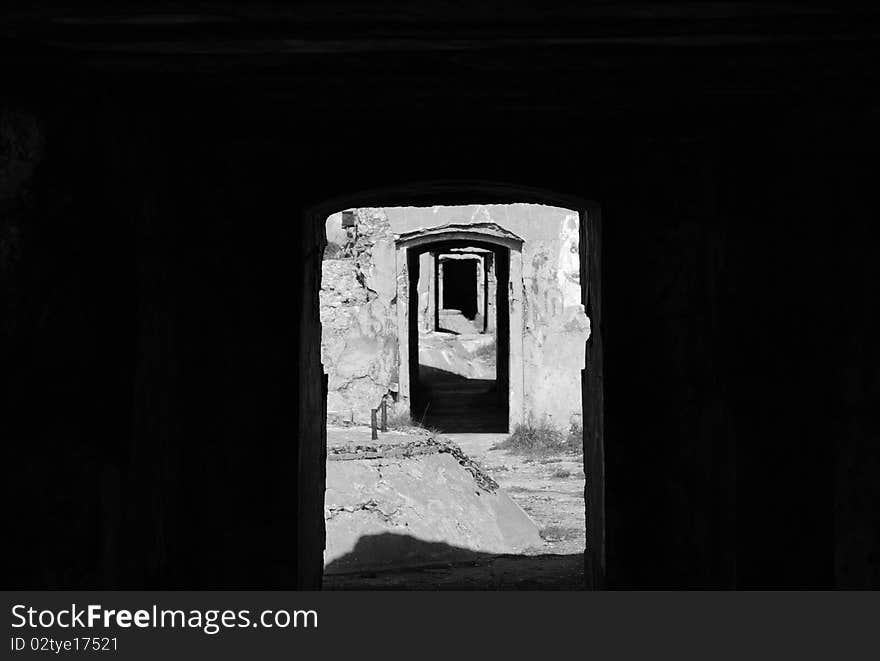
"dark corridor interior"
416,367,507,433
442,259,478,320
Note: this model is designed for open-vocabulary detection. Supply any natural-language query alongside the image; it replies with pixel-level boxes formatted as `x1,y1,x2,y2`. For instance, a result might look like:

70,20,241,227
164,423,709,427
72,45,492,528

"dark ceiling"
3,2,879,58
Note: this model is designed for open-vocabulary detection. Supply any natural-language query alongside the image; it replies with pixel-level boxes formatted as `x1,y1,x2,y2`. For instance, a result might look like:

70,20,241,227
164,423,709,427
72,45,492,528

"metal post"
381,398,388,432
433,253,440,331
371,409,378,440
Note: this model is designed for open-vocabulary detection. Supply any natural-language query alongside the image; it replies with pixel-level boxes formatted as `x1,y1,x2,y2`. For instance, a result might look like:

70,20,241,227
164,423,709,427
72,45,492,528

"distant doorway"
441,257,478,320
396,225,523,434
410,243,507,432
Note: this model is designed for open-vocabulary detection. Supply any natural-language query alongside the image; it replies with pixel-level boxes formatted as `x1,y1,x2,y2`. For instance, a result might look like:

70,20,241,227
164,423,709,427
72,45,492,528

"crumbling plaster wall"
321,209,398,423
323,203,589,429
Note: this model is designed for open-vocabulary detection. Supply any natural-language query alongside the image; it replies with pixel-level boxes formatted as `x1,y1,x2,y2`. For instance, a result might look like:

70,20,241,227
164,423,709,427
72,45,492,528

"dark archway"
394,226,522,433
403,237,511,433
441,258,478,320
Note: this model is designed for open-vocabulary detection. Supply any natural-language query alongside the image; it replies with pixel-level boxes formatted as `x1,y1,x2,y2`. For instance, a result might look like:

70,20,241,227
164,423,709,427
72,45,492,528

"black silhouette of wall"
2,3,879,589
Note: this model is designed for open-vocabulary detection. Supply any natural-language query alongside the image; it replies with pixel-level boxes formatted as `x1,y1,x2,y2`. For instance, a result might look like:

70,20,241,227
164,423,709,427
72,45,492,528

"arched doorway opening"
299,183,604,589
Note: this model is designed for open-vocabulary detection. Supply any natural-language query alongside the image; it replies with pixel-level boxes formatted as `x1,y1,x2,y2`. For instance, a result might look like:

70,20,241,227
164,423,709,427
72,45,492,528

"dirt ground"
323,552,584,590
448,433,586,557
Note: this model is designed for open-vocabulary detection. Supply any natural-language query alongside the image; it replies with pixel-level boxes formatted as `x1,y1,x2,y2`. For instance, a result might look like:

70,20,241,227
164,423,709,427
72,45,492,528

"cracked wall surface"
322,208,399,423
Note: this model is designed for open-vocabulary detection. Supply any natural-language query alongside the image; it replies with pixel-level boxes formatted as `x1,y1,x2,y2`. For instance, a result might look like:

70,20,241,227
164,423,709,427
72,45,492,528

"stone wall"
321,208,399,423
323,204,590,430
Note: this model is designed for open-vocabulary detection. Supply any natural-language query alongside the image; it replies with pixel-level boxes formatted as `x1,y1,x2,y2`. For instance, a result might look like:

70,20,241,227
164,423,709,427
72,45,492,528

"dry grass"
539,525,581,542
386,407,441,436
492,416,583,457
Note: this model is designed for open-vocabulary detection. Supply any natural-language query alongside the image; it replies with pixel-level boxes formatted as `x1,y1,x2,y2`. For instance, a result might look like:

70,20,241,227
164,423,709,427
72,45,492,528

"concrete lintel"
438,253,483,261
449,246,494,254
396,222,524,251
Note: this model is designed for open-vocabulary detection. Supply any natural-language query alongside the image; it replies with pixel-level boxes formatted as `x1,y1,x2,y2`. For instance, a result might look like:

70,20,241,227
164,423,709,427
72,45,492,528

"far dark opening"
442,258,478,320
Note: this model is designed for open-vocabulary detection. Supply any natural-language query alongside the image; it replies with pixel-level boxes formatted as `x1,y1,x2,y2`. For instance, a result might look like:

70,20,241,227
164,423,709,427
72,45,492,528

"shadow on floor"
415,364,508,433
323,532,585,590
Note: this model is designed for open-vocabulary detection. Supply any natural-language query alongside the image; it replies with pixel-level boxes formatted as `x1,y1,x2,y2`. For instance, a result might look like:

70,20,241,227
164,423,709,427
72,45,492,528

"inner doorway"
309,194,602,591
440,257,478,322
409,241,509,433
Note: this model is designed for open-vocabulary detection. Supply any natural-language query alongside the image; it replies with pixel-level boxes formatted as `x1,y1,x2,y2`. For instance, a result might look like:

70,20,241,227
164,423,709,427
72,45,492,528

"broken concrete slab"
324,426,542,574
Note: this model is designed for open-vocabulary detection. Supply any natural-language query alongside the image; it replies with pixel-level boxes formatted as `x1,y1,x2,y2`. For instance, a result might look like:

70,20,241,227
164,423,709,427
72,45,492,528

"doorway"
300,186,604,590
407,241,510,433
